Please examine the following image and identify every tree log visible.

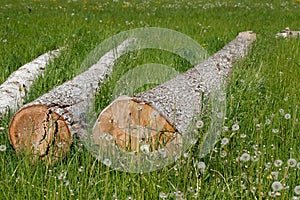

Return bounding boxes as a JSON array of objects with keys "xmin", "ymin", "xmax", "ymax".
[
  {"xmin": 8, "ymin": 39, "xmax": 134, "ymax": 163},
  {"xmin": 0, "ymin": 49, "xmax": 61, "ymax": 114},
  {"xmin": 92, "ymin": 31, "xmax": 256, "ymax": 161}
]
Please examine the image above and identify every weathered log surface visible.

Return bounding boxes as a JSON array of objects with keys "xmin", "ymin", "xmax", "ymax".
[
  {"xmin": 276, "ymin": 27, "xmax": 300, "ymax": 38},
  {"xmin": 8, "ymin": 39, "xmax": 134, "ymax": 163},
  {"xmin": 92, "ymin": 31, "xmax": 257, "ymax": 155},
  {"xmin": 0, "ymin": 49, "xmax": 61, "ymax": 114}
]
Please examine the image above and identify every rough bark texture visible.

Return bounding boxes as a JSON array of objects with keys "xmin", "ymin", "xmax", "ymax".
[
  {"xmin": 0, "ymin": 49, "xmax": 61, "ymax": 114},
  {"xmin": 9, "ymin": 39, "xmax": 133, "ymax": 163},
  {"xmin": 92, "ymin": 31, "xmax": 257, "ymax": 153}
]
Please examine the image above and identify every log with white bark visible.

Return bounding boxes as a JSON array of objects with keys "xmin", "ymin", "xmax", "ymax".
[
  {"xmin": 8, "ymin": 39, "xmax": 134, "ymax": 163},
  {"xmin": 92, "ymin": 31, "xmax": 256, "ymax": 161},
  {"xmin": 0, "ymin": 49, "xmax": 61, "ymax": 115}
]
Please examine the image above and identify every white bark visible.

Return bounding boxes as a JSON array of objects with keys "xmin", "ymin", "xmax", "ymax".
[
  {"xmin": 0, "ymin": 49, "xmax": 61, "ymax": 114},
  {"xmin": 8, "ymin": 38, "xmax": 134, "ymax": 162}
]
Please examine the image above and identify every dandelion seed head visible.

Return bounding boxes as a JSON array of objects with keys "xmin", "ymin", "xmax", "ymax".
[
  {"xmin": 274, "ymin": 159, "xmax": 283, "ymax": 167},
  {"xmin": 232, "ymin": 123, "xmax": 240, "ymax": 131},
  {"xmin": 279, "ymin": 108, "xmax": 285, "ymax": 115},
  {"xmin": 284, "ymin": 113, "xmax": 291, "ymax": 119},
  {"xmin": 159, "ymin": 192, "xmax": 168, "ymax": 199},
  {"xmin": 221, "ymin": 137, "xmax": 229, "ymax": 146},
  {"xmin": 270, "ymin": 171, "xmax": 279, "ymax": 180},
  {"xmin": 196, "ymin": 120, "xmax": 204, "ymax": 129},
  {"xmin": 140, "ymin": 144, "xmax": 150, "ymax": 153},
  {"xmin": 220, "ymin": 150, "xmax": 227, "ymax": 158},
  {"xmin": 272, "ymin": 129, "xmax": 279, "ymax": 134},
  {"xmin": 103, "ymin": 158, "xmax": 112, "ymax": 167},
  {"xmin": 240, "ymin": 153, "xmax": 250, "ymax": 162},
  {"xmin": 197, "ymin": 161, "xmax": 206, "ymax": 173},
  {"xmin": 287, "ymin": 158, "xmax": 297, "ymax": 167},
  {"xmin": 0, "ymin": 145, "xmax": 7, "ymax": 152},
  {"xmin": 294, "ymin": 186, "xmax": 300, "ymax": 195},
  {"xmin": 271, "ymin": 181, "xmax": 283, "ymax": 191}
]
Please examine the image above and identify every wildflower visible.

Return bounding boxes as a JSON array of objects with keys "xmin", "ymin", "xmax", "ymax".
[
  {"xmin": 103, "ymin": 158, "xmax": 112, "ymax": 167},
  {"xmin": 284, "ymin": 113, "xmax": 291, "ymax": 119},
  {"xmin": 240, "ymin": 133, "xmax": 247, "ymax": 138},
  {"xmin": 294, "ymin": 186, "xmax": 300, "ymax": 195},
  {"xmin": 105, "ymin": 134, "xmax": 113, "ymax": 141},
  {"xmin": 2, "ymin": 39, "xmax": 7, "ymax": 43},
  {"xmin": 140, "ymin": 144, "xmax": 150, "ymax": 153},
  {"xmin": 223, "ymin": 126, "xmax": 229, "ymax": 132},
  {"xmin": 64, "ymin": 180, "xmax": 70, "ymax": 186},
  {"xmin": 159, "ymin": 192, "xmax": 168, "ymax": 199},
  {"xmin": 272, "ymin": 129, "xmax": 279, "ymax": 134},
  {"xmin": 0, "ymin": 145, "xmax": 7, "ymax": 152},
  {"xmin": 232, "ymin": 123, "xmax": 240, "ymax": 131},
  {"xmin": 240, "ymin": 153, "xmax": 250, "ymax": 162},
  {"xmin": 251, "ymin": 156, "xmax": 259, "ymax": 162},
  {"xmin": 271, "ymin": 181, "xmax": 283, "ymax": 191},
  {"xmin": 292, "ymin": 196, "xmax": 299, "ymax": 200},
  {"xmin": 197, "ymin": 161, "xmax": 206, "ymax": 173},
  {"xmin": 78, "ymin": 166, "xmax": 84, "ymax": 172},
  {"xmin": 196, "ymin": 120, "xmax": 204, "ymax": 129},
  {"xmin": 0, "ymin": 127, "xmax": 5, "ymax": 131},
  {"xmin": 279, "ymin": 109, "xmax": 285, "ymax": 115},
  {"xmin": 274, "ymin": 159, "xmax": 283, "ymax": 167},
  {"xmin": 265, "ymin": 119, "xmax": 271, "ymax": 125},
  {"xmin": 220, "ymin": 150, "xmax": 227, "ymax": 158},
  {"xmin": 221, "ymin": 137, "xmax": 229, "ymax": 146},
  {"xmin": 287, "ymin": 158, "xmax": 297, "ymax": 167},
  {"xmin": 270, "ymin": 171, "xmax": 279, "ymax": 180}
]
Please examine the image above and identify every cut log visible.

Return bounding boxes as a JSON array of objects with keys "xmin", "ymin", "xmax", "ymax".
[
  {"xmin": 92, "ymin": 31, "xmax": 256, "ymax": 169},
  {"xmin": 8, "ymin": 39, "xmax": 134, "ymax": 163},
  {"xmin": 0, "ymin": 49, "xmax": 61, "ymax": 114},
  {"xmin": 275, "ymin": 27, "xmax": 300, "ymax": 38}
]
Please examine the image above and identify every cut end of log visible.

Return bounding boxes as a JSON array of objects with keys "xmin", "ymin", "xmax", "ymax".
[
  {"xmin": 9, "ymin": 105, "xmax": 72, "ymax": 163},
  {"xmin": 92, "ymin": 96, "xmax": 180, "ymax": 153}
]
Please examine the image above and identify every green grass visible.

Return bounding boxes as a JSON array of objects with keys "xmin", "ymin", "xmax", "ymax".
[{"xmin": 0, "ymin": 0, "xmax": 300, "ymax": 199}]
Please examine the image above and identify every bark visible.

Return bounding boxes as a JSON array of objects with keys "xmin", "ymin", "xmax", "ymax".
[
  {"xmin": 92, "ymin": 31, "xmax": 257, "ymax": 156},
  {"xmin": 0, "ymin": 49, "xmax": 61, "ymax": 114},
  {"xmin": 8, "ymin": 39, "xmax": 134, "ymax": 163}
]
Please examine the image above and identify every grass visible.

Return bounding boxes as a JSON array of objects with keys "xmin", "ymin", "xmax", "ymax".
[{"xmin": 0, "ymin": 0, "xmax": 300, "ymax": 199}]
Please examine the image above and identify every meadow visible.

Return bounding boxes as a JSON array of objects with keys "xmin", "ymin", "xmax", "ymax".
[{"xmin": 0, "ymin": 0, "xmax": 300, "ymax": 199}]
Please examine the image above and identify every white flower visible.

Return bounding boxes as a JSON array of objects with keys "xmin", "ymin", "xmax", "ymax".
[
  {"xmin": 287, "ymin": 158, "xmax": 297, "ymax": 167},
  {"xmin": 140, "ymin": 144, "xmax": 150, "ymax": 153},
  {"xmin": 232, "ymin": 123, "xmax": 240, "ymax": 131},
  {"xmin": 103, "ymin": 158, "xmax": 112, "ymax": 167},
  {"xmin": 221, "ymin": 137, "xmax": 229, "ymax": 146},
  {"xmin": 159, "ymin": 192, "xmax": 168, "ymax": 199},
  {"xmin": 196, "ymin": 120, "xmax": 204, "ymax": 129},
  {"xmin": 284, "ymin": 113, "xmax": 291, "ymax": 119},
  {"xmin": 294, "ymin": 186, "xmax": 300, "ymax": 195},
  {"xmin": 197, "ymin": 161, "xmax": 206, "ymax": 173},
  {"xmin": 270, "ymin": 171, "xmax": 279, "ymax": 180},
  {"xmin": 240, "ymin": 153, "xmax": 250, "ymax": 162},
  {"xmin": 274, "ymin": 159, "xmax": 283, "ymax": 167},
  {"xmin": 265, "ymin": 119, "xmax": 271, "ymax": 125},
  {"xmin": 0, "ymin": 127, "xmax": 5, "ymax": 131},
  {"xmin": 0, "ymin": 145, "xmax": 7, "ymax": 152},
  {"xmin": 271, "ymin": 181, "xmax": 283, "ymax": 191},
  {"xmin": 220, "ymin": 150, "xmax": 227, "ymax": 158},
  {"xmin": 272, "ymin": 129, "xmax": 279, "ymax": 134}
]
